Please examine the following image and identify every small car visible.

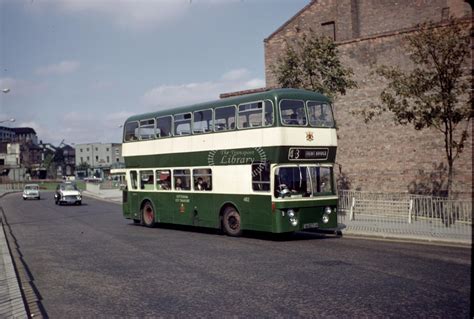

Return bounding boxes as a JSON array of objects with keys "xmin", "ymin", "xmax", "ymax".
[
  {"xmin": 54, "ymin": 182, "xmax": 82, "ymax": 205},
  {"xmin": 23, "ymin": 184, "xmax": 40, "ymax": 200}
]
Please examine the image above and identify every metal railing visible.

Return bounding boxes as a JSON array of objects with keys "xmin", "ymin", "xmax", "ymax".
[
  {"xmin": 338, "ymin": 190, "xmax": 472, "ymax": 244},
  {"xmin": 0, "ymin": 183, "xmax": 24, "ymax": 192}
]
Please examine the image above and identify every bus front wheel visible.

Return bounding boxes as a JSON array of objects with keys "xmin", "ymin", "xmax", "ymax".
[
  {"xmin": 222, "ymin": 206, "xmax": 242, "ymax": 237},
  {"xmin": 142, "ymin": 201, "xmax": 155, "ymax": 228}
]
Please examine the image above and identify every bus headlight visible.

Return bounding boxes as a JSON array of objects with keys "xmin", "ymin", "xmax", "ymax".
[
  {"xmin": 322, "ymin": 214, "xmax": 330, "ymax": 224},
  {"xmin": 289, "ymin": 218, "xmax": 298, "ymax": 227},
  {"xmin": 324, "ymin": 206, "xmax": 332, "ymax": 215},
  {"xmin": 287, "ymin": 209, "xmax": 295, "ymax": 218}
]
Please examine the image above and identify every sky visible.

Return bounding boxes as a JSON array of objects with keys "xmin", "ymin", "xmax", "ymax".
[{"xmin": 0, "ymin": 0, "xmax": 308, "ymax": 145}]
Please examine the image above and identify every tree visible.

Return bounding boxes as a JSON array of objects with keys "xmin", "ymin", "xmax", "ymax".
[
  {"xmin": 271, "ymin": 30, "xmax": 357, "ymax": 100},
  {"xmin": 360, "ymin": 19, "xmax": 472, "ymax": 197}
]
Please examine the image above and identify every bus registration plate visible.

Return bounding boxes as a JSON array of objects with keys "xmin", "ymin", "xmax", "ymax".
[{"xmin": 303, "ymin": 223, "xmax": 319, "ymax": 229}]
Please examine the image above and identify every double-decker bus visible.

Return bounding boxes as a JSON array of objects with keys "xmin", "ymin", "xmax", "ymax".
[{"xmin": 116, "ymin": 88, "xmax": 340, "ymax": 236}]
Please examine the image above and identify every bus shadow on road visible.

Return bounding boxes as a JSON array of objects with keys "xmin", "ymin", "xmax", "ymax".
[{"xmin": 129, "ymin": 222, "xmax": 341, "ymax": 242}]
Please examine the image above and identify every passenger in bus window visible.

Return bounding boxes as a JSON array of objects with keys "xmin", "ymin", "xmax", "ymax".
[
  {"xmin": 265, "ymin": 113, "xmax": 273, "ymax": 126},
  {"xmin": 175, "ymin": 177, "xmax": 183, "ymax": 190},
  {"xmin": 195, "ymin": 177, "xmax": 208, "ymax": 191},
  {"xmin": 162, "ymin": 176, "xmax": 171, "ymax": 190},
  {"xmin": 288, "ymin": 113, "xmax": 298, "ymax": 125}
]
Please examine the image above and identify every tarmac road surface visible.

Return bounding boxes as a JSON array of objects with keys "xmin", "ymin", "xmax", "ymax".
[{"xmin": 1, "ymin": 192, "xmax": 471, "ymax": 318}]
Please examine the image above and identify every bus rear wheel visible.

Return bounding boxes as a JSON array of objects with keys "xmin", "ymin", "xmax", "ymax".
[
  {"xmin": 142, "ymin": 201, "xmax": 155, "ymax": 228},
  {"xmin": 222, "ymin": 206, "xmax": 242, "ymax": 237}
]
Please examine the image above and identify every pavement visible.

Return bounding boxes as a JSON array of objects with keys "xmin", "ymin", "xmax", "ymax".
[{"xmin": 0, "ymin": 191, "xmax": 28, "ymax": 319}]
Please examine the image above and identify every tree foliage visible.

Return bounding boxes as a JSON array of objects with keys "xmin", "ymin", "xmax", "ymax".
[
  {"xmin": 271, "ymin": 31, "xmax": 357, "ymax": 100},
  {"xmin": 361, "ymin": 19, "xmax": 472, "ymax": 196}
]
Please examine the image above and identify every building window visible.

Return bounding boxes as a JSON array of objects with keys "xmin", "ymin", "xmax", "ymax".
[
  {"xmin": 441, "ymin": 7, "xmax": 449, "ymax": 21},
  {"xmin": 106, "ymin": 148, "xmax": 109, "ymax": 152},
  {"xmin": 80, "ymin": 149, "xmax": 83, "ymax": 152},
  {"xmin": 107, "ymin": 156, "xmax": 110, "ymax": 163},
  {"xmin": 95, "ymin": 156, "xmax": 98, "ymax": 161},
  {"xmin": 87, "ymin": 156, "xmax": 90, "ymax": 161},
  {"xmin": 95, "ymin": 147, "xmax": 98, "ymax": 151},
  {"xmin": 321, "ymin": 21, "xmax": 335, "ymax": 41},
  {"xmin": 116, "ymin": 158, "xmax": 119, "ymax": 162},
  {"xmin": 80, "ymin": 157, "xmax": 83, "ymax": 163},
  {"xmin": 86, "ymin": 148, "xmax": 89, "ymax": 152}
]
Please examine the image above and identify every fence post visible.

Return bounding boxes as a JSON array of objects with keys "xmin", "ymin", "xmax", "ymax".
[
  {"xmin": 350, "ymin": 197, "xmax": 356, "ymax": 221},
  {"xmin": 408, "ymin": 199, "xmax": 413, "ymax": 224}
]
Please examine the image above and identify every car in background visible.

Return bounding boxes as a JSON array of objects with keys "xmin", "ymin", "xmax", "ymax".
[
  {"xmin": 22, "ymin": 184, "xmax": 40, "ymax": 200},
  {"xmin": 54, "ymin": 182, "xmax": 82, "ymax": 205}
]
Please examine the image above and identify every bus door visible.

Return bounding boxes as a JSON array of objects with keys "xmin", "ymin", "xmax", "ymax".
[
  {"xmin": 110, "ymin": 168, "xmax": 129, "ymax": 216},
  {"xmin": 128, "ymin": 170, "xmax": 141, "ymax": 220}
]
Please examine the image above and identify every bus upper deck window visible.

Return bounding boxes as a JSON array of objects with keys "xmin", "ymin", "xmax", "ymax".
[
  {"xmin": 264, "ymin": 100, "xmax": 274, "ymax": 126},
  {"xmin": 214, "ymin": 106, "xmax": 236, "ymax": 131},
  {"xmin": 238, "ymin": 102, "xmax": 263, "ymax": 129},
  {"xmin": 307, "ymin": 101, "xmax": 335, "ymax": 128},
  {"xmin": 139, "ymin": 119, "xmax": 155, "ymax": 140},
  {"xmin": 174, "ymin": 113, "xmax": 192, "ymax": 136},
  {"xmin": 193, "ymin": 109, "xmax": 213, "ymax": 134},
  {"xmin": 124, "ymin": 122, "xmax": 139, "ymax": 142},
  {"xmin": 156, "ymin": 116, "xmax": 172, "ymax": 138},
  {"xmin": 280, "ymin": 100, "xmax": 307, "ymax": 126}
]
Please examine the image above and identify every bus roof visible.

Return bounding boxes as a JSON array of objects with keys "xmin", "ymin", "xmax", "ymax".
[{"xmin": 125, "ymin": 88, "xmax": 330, "ymax": 123}]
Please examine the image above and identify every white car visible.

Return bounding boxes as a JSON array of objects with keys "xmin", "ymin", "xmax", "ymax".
[
  {"xmin": 23, "ymin": 184, "xmax": 40, "ymax": 200},
  {"xmin": 54, "ymin": 182, "xmax": 82, "ymax": 205}
]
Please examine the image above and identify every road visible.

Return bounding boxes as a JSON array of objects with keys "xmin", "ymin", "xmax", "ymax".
[{"xmin": 0, "ymin": 192, "xmax": 471, "ymax": 318}]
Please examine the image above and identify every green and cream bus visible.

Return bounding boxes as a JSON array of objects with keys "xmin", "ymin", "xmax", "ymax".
[{"xmin": 117, "ymin": 88, "xmax": 340, "ymax": 236}]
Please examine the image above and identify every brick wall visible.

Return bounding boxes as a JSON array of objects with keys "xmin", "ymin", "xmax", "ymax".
[{"xmin": 264, "ymin": 0, "xmax": 473, "ymax": 198}]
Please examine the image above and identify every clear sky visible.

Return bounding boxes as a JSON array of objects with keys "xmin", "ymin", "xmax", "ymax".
[{"xmin": 0, "ymin": 0, "xmax": 308, "ymax": 145}]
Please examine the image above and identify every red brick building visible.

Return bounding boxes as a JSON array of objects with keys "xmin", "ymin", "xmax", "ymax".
[{"xmin": 264, "ymin": 0, "xmax": 472, "ymax": 198}]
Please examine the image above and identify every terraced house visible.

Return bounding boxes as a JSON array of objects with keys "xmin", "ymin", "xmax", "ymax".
[{"xmin": 264, "ymin": 0, "xmax": 472, "ymax": 198}]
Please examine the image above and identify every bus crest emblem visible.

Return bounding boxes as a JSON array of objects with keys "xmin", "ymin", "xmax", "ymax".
[{"xmin": 306, "ymin": 132, "xmax": 314, "ymax": 142}]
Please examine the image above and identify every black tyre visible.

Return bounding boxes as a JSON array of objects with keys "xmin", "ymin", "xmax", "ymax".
[
  {"xmin": 222, "ymin": 206, "xmax": 242, "ymax": 237},
  {"xmin": 132, "ymin": 219, "xmax": 141, "ymax": 224},
  {"xmin": 77, "ymin": 201, "xmax": 82, "ymax": 205},
  {"xmin": 142, "ymin": 201, "xmax": 155, "ymax": 228}
]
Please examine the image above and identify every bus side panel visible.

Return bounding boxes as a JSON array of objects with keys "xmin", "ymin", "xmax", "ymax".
[
  {"xmin": 246, "ymin": 195, "xmax": 273, "ymax": 232},
  {"xmin": 163, "ymin": 192, "xmax": 218, "ymax": 228},
  {"xmin": 151, "ymin": 192, "xmax": 173, "ymax": 223},
  {"xmin": 212, "ymin": 194, "xmax": 273, "ymax": 233},
  {"xmin": 128, "ymin": 191, "xmax": 140, "ymax": 221},
  {"xmin": 122, "ymin": 190, "xmax": 132, "ymax": 219}
]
